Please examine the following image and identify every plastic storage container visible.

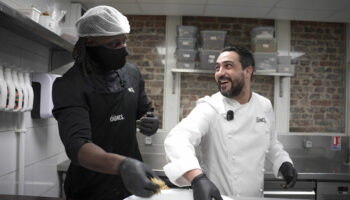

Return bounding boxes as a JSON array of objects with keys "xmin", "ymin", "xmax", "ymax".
[
  {"xmin": 177, "ymin": 25, "xmax": 197, "ymax": 38},
  {"xmin": 253, "ymin": 53, "xmax": 278, "ymax": 72},
  {"xmin": 177, "ymin": 37, "xmax": 196, "ymax": 49},
  {"xmin": 277, "ymin": 64, "xmax": 295, "ymax": 74},
  {"xmin": 176, "ymin": 49, "xmax": 196, "ymax": 62},
  {"xmin": 198, "ymin": 49, "xmax": 221, "ymax": 70},
  {"xmin": 250, "ymin": 26, "xmax": 274, "ymax": 39},
  {"xmin": 39, "ymin": 15, "xmax": 56, "ymax": 32},
  {"xmin": 177, "ymin": 62, "xmax": 195, "ymax": 69},
  {"xmin": 18, "ymin": 7, "xmax": 41, "ymax": 23},
  {"xmin": 251, "ymin": 38, "xmax": 277, "ymax": 52},
  {"xmin": 200, "ymin": 31, "xmax": 226, "ymax": 50},
  {"xmin": 278, "ymin": 55, "xmax": 291, "ymax": 64}
]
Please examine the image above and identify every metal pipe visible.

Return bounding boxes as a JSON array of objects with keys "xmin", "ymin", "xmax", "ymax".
[{"xmin": 16, "ymin": 112, "xmax": 26, "ymax": 195}]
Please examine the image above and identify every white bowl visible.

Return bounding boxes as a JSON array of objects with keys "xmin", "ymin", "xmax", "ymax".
[{"xmin": 124, "ymin": 188, "xmax": 233, "ymax": 200}]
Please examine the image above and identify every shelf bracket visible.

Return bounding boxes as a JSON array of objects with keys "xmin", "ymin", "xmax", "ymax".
[
  {"xmin": 172, "ymin": 71, "xmax": 176, "ymax": 94},
  {"xmin": 279, "ymin": 76, "xmax": 284, "ymax": 97}
]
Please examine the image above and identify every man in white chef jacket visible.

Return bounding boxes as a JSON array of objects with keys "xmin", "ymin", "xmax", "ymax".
[{"xmin": 163, "ymin": 46, "xmax": 298, "ymax": 199}]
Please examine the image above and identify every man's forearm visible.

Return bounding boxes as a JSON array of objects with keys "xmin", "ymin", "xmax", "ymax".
[
  {"xmin": 77, "ymin": 142, "xmax": 126, "ymax": 175},
  {"xmin": 184, "ymin": 169, "xmax": 203, "ymax": 183}
]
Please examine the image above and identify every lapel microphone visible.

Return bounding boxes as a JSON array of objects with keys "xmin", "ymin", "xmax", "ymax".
[{"xmin": 226, "ymin": 110, "xmax": 234, "ymax": 121}]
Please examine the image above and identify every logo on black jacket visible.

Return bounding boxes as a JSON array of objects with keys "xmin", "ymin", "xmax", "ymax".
[
  {"xmin": 110, "ymin": 114, "xmax": 125, "ymax": 122},
  {"xmin": 128, "ymin": 87, "xmax": 135, "ymax": 93},
  {"xmin": 256, "ymin": 117, "xmax": 267, "ymax": 123}
]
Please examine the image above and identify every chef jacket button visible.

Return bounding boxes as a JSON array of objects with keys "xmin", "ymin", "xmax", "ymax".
[
  {"xmin": 261, "ymin": 168, "xmax": 265, "ymax": 172},
  {"xmin": 231, "ymin": 155, "xmax": 236, "ymax": 160},
  {"xmin": 265, "ymin": 150, "xmax": 269, "ymax": 153},
  {"xmin": 234, "ymin": 175, "xmax": 238, "ymax": 180},
  {"xmin": 260, "ymin": 189, "xmax": 263, "ymax": 192}
]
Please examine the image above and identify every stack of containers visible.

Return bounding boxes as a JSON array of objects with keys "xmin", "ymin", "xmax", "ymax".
[
  {"xmin": 250, "ymin": 27, "xmax": 277, "ymax": 72},
  {"xmin": 198, "ymin": 30, "xmax": 227, "ymax": 70},
  {"xmin": 176, "ymin": 25, "xmax": 198, "ymax": 69}
]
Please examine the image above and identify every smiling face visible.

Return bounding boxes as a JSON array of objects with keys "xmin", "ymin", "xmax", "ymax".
[{"xmin": 215, "ymin": 51, "xmax": 252, "ymax": 99}]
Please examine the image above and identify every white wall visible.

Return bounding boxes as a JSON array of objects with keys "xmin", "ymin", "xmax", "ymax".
[{"xmin": 0, "ymin": 0, "xmax": 71, "ymax": 197}]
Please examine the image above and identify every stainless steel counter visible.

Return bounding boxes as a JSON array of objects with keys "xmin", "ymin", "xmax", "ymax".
[
  {"xmin": 57, "ymin": 157, "xmax": 350, "ymax": 181},
  {"xmin": 264, "ymin": 157, "xmax": 350, "ymax": 181},
  {"xmin": 57, "ymin": 157, "xmax": 350, "ymax": 199}
]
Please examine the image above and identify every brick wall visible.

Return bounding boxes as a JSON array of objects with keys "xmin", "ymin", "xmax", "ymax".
[
  {"xmin": 125, "ymin": 16, "xmax": 346, "ymax": 133},
  {"xmin": 180, "ymin": 17, "xmax": 275, "ymax": 119},
  {"xmin": 290, "ymin": 21, "xmax": 346, "ymax": 133},
  {"xmin": 126, "ymin": 15, "xmax": 166, "ymax": 127}
]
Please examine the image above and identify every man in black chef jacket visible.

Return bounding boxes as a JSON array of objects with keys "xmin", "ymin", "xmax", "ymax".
[{"xmin": 52, "ymin": 5, "xmax": 160, "ymax": 200}]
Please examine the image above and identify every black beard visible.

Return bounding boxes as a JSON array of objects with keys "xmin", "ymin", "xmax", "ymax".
[{"xmin": 217, "ymin": 75, "xmax": 244, "ymax": 98}]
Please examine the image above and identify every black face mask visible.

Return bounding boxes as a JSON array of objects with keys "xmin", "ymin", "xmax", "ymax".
[{"xmin": 87, "ymin": 46, "xmax": 129, "ymax": 71}]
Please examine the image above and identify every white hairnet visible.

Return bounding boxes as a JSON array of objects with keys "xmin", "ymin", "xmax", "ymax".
[{"xmin": 76, "ymin": 5, "xmax": 130, "ymax": 37}]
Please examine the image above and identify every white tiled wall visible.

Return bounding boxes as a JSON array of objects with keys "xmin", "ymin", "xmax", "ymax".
[{"xmin": 0, "ymin": 0, "xmax": 71, "ymax": 197}]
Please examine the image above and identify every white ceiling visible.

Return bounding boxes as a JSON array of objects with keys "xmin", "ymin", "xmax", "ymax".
[{"xmin": 74, "ymin": 0, "xmax": 350, "ymax": 23}]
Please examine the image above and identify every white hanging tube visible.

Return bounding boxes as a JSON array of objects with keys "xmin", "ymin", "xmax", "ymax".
[
  {"xmin": 4, "ymin": 67, "xmax": 15, "ymax": 111},
  {"xmin": 0, "ymin": 65, "xmax": 7, "ymax": 110}
]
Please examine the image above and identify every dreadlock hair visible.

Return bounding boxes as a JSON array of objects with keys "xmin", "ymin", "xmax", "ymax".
[{"xmin": 72, "ymin": 37, "xmax": 92, "ymax": 76}]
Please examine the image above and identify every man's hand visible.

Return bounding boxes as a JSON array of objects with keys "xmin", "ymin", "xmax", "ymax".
[
  {"xmin": 119, "ymin": 157, "xmax": 160, "ymax": 197},
  {"xmin": 137, "ymin": 112, "xmax": 159, "ymax": 136},
  {"xmin": 279, "ymin": 162, "xmax": 298, "ymax": 188},
  {"xmin": 191, "ymin": 174, "xmax": 223, "ymax": 200}
]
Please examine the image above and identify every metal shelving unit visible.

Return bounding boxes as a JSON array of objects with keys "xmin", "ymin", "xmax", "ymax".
[
  {"xmin": 0, "ymin": 2, "xmax": 74, "ymax": 52},
  {"xmin": 170, "ymin": 65, "xmax": 294, "ymax": 94},
  {"xmin": 171, "ymin": 66, "xmax": 294, "ymax": 77}
]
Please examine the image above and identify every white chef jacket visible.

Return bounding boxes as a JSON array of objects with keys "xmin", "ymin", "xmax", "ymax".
[{"xmin": 163, "ymin": 92, "xmax": 293, "ymax": 198}]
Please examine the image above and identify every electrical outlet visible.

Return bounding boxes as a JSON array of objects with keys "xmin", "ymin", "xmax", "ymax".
[
  {"xmin": 303, "ymin": 139, "xmax": 312, "ymax": 148},
  {"xmin": 145, "ymin": 136, "xmax": 152, "ymax": 145}
]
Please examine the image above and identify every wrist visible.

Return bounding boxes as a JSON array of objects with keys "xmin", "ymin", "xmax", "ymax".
[
  {"xmin": 191, "ymin": 173, "xmax": 207, "ymax": 185},
  {"xmin": 184, "ymin": 169, "xmax": 203, "ymax": 183},
  {"xmin": 116, "ymin": 156, "xmax": 128, "ymax": 175}
]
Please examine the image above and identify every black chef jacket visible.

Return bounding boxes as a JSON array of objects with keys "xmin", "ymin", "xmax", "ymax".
[{"xmin": 52, "ymin": 62, "xmax": 152, "ymax": 200}]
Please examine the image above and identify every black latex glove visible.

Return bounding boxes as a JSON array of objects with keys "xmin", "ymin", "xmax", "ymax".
[
  {"xmin": 191, "ymin": 174, "xmax": 223, "ymax": 200},
  {"xmin": 279, "ymin": 162, "xmax": 298, "ymax": 189},
  {"xmin": 137, "ymin": 112, "xmax": 159, "ymax": 136},
  {"xmin": 119, "ymin": 157, "xmax": 160, "ymax": 197}
]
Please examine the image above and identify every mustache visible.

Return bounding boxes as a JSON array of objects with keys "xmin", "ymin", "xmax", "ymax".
[{"xmin": 218, "ymin": 76, "xmax": 232, "ymax": 82}]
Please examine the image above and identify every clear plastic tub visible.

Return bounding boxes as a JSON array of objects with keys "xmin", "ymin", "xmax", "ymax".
[
  {"xmin": 250, "ymin": 26, "xmax": 274, "ymax": 39},
  {"xmin": 277, "ymin": 64, "xmax": 295, "ymax": 74},
  {"xmin": 177, "ymin": 25, "xmax": 197, "ymax": 38},
  {"xmin": 177, "ymin": 61, "xmax": 195, "ymax": 69},
  {"xmin": 278, "ymin": 55, "xmax": 291, "ymax": 64},
  {"xmin": 200, "ymin": 30, "xmax": 226, "ymax": 50},
  {"xmin": 198, "ymin": 49, "xmax": 221, "ymax": 70},
  {"xmin": 176, "ymin": 49, "xmax": 197, "ymax": 62},
  {"xmin": 177, "ymin": 37, "xmax": 196, "ymax": 49},
  {"xmin": 253, "ymin": 52, "xmax": 277, "ymax": 72},
  {"xmin": 251, "ymin": 38, "xmax": 277, "ymax": 52},
  {"xmin": 18, "ymin": 7, "xmax": 41, "ymax": 23}
]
